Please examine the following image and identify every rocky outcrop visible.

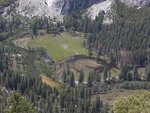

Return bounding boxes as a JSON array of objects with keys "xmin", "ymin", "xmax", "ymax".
[
  {"xmin": 16, "ymin": 0, "xmax": 64, "ymax": 20},
  {"xmin": 14, "ymin": 0, "xmax": 150, "ymax": 20},
  {"xmin": 87, "ymin": 0, "xmax": 112, "ymax": 21},
  {"xmin": 61, "ymin": 0, "xmax": 105, "ymax": 14},
  {"xmin": 16, "ymin": 0, "xmax": 105, "ymax": 18},
  {"xmin": 121, "ymin": 0, "xmax": 150, "ymax": 7}
]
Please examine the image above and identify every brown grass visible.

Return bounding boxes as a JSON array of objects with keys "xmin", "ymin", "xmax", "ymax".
[
  {"xmin": 93, "ymin": 89, "xmax": 146, "ymax": 106},
  {"xmin": 41, "ymin": 75, "xmax": 63, "ymax": 89}
]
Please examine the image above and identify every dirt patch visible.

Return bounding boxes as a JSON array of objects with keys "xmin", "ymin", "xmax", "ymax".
[
  {"xmin": 93, "ymin": 89, "xmax": 146, "ymax": 106},
  {"xmin": 14, "ymin": 37, "xmax": 31, "ymax": 48},
  {"xmin": 41, "ymin": 75, "xmax": 63, "ymax": 89},
  {"xmin": 72, "ymin": 59, "xmax": 102, "ymax": 71},
  {"xmin": 56, "ymin": 55, "xmax": 121, "ymax": 81},
  {"xmin": 58, "ymin": 55, "xmax": 119, "ymax": 71},
  {"xmin": 62, "ymin": 45, "xmax": 69, "ymax": 49}
]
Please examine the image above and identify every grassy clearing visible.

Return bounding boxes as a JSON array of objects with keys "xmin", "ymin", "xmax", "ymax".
[
  {"xmin": 28, "ymin": 33, "xmax": 87, "ymax": 61},
  {"xmin": 41, "ymin": 75, "xmax": 63, "ymax": 89},
  {"xmin": 57, "ymin": 59, "xmax": 104, "ymax": 81},
  {"xmin": 14, "ymin": 37, "xmax": 31, "ymax": 48},
  {"xmin": 93, "ymin": 89, "xmax": 146, "ymax": 106},
  {"xmin": 72, "ymin": 59, "xmax": 103, "ymax": 80},
  {"xmin": 58, "ymin": 58, "xmax": 121, "ymax": 82},
  {"xmin": 73, "ymin": 59, "xmax": 102, "ymax": 69}
]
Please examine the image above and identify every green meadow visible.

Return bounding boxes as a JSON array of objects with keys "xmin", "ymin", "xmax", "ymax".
[{"xmin": 28, "ymin": 33, "xmax": 87, "ymax": 61}]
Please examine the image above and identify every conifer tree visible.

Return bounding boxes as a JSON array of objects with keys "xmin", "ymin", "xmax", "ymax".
[
  {"xmin": 133, "ymin": 65, "xmax": 141, "ymax": 81},
  {"xmin": 32, "ymin": 22, "xmax": 37, "ymax": 36},
  {"xmin": 62, "ymin": 68, "xmax": 67, "ymax": 83},
  {"xmin": 5, "ymin": 92, "xmax": 36, "ymax": 113},
  {"xmin": 119, "ymin": 63, "xmax": 128, "ymax": 81},
  {"xmin": 78, "ymin": 70, "xmax": 84, "ymax": 84},
  {"xmin": 95, "ymin": 96, "xmax": 101, "ymax": 113},
  {"xmin": 87, "ymin": 72, "xmax": 93, "ymax": 87},
  {"xmin": 103, "ymin": 65, "xmax": 108, "ymax": 82},
  {"xmin": 146, "ymin": 64, "xmax": 150, "ymax": 81},
  {"xmin": 70, "ymin": 72, "xmax": 75, "ymax": 87}
]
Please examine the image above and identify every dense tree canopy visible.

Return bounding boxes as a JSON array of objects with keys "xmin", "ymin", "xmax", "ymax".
[
  {"xmin": 0, "ymin": 0, "xmax": 150, "ymax": 113},
  {"xmin": 113, "ymin": 91, "xmax": 150, "ymax": 113},
  {"xmin": 5, "ymin": 92, "xmax": 36, "ymax": 113}
]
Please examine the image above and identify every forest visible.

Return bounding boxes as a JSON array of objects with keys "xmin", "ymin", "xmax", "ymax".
[{"xmin": 0, "ymin": 0, "xmax": 150, "ymax": 113}]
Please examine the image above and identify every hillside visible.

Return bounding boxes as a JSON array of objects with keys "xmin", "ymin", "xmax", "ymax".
[
  {"xmin": 0, "ymin": 0, "xmax": 150, "ymax": 113},
  {"xmin": 1, "ymin": 0, "xmax": 150, "ymax": 21}
]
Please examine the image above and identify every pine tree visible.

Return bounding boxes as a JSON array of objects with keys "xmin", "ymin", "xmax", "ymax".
[
  {"xmin": 95, "ymin": 96, "xmax": 101, "ymax": 113},
  {"xmin": 78, "ymin": 70, "xmax": 84, "ymax": 84},
  {"xmin": 146, "ymin": 64, "xmax": 150, "ymax": 81},
  {"xmin": 46, "ymin": 21, "xmax": 50, "ymax": 34},
  {"xmin": 70, "ymin": 72, "xmax": 75, "ymax": 87},
  {"xmin": 96, "ymin": 72, "xmax": 100, "ymax": 82},
  {"xmin": 119, "ymin": 63, "xmax": 128, "ymax": 81},
  {"xmin": 96, "ymin": 48, "xmax": 101, "ymax": 62},
  {"xmin": 127, "ymin": 72, "xmax": 133, "ymax": 81},
  {"xmin": 5, "ymin": 92, "xmax": 36, "ymax": 113},
  {"xmin": 32, "ymin": 22, "xmax": 37, "ymax": 36},
  {"xmin": 103, "ymin": 65, "xmax": 108, "ymax": 82},
  {"xmin": 133, "ymin": 65, "xmax": 141, "ymax": 81},
  {"xmin": 62, "ymin": 68, "xmax": 67, "ymax": 83},
  {"xmin": 87, "ymin": 72, "xmax": 93, "ymax": 87},
  {"xmin": 88, "ymin": 49, "xmax": 93, "ymax": 57},
  {"xmin": 66, "ymin": 64, "xmax": 70, "ymax": 75}
]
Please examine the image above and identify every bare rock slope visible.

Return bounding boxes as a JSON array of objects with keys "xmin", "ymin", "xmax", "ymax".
[
  {"xmin": 16, "ymin": 0, "xmax": 150, "ymax": 20},
  {"xmin": 121, "ymin": 0, "xmax": 150, "ymax": 7},
  {"xmin": 16, "ymin": 0, "xmax": 64, "ymax": 20}
]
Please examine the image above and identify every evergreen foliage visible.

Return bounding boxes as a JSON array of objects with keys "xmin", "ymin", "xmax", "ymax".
[
  {"xmin": 5, "ymin": 92, "xmax": 36, "ymax": 113},
  {"xmin": 113, "ymin": 91, "xmax": 150, "ymax": 113}
]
